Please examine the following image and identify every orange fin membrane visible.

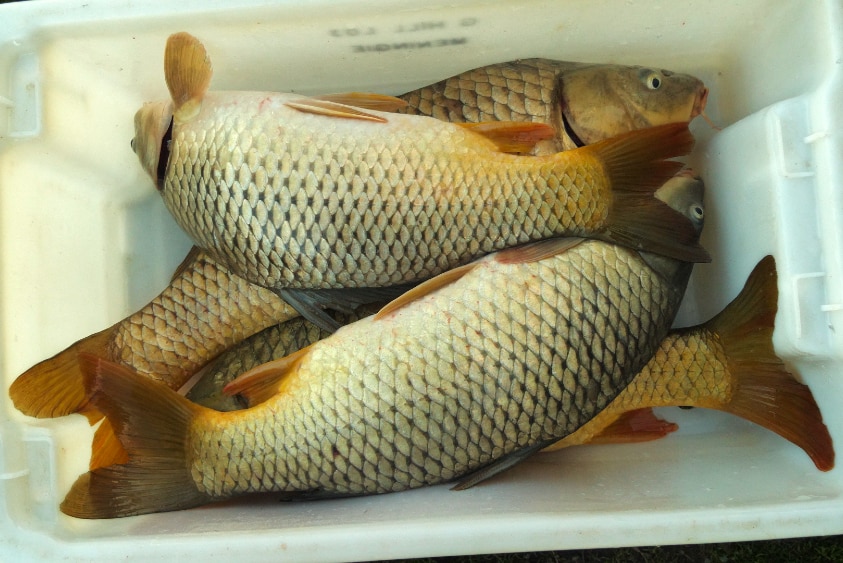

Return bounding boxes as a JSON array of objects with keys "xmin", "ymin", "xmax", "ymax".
[
  {"xmin": 458, "ymin": 121, "xmax": 556, "ymax": 154},
  {"xmin": 89, "ymin": 418, "xmax": 129, "ymax": 470},
  {"xmin": 708, "ymin": 255, "xmax": 834, "ymax": 471},
  {"xmin": 585, "ymin": 408, "xmax": 678, "ymax": 445},
  {"xmin": 582, "ymin": 122, "xmax": 711, "ymax": 264},
  {"xmin": 60, "ymin": 354, "xmax": 210, "ymax": 519},
  {"xmin": 9, "ymin": 325, "xmax": 116, "ymax": 421},
  {"xmin": 223, "ymin": 344, "xmax": 312, "ymax": 407},
  {"xmin": 165, "ymin": 32, "xmax": 213, "ymax": 121}
]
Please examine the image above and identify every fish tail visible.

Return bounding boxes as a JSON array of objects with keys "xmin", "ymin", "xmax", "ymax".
[
  {"xmin": 89, "ymin": 418, "xmax": 129, "ymax": 470},
  {"xmin": 709, "ymin": 256, "xmax": 834, "ymax": 471},
  {"xmin": 583, "ymin": 122, "xmax": 710, "ymax": 263},
  {"xmin": 61, "ymin": 354, "xmax": 211, "ymax": 519},
  {"xmin": 9, "ymin": 325, "xmax": 117, "ymax": 421}
]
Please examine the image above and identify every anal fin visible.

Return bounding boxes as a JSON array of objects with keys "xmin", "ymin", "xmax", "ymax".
[{"xmin": 585, "ymin": 408, "xmax": 678, "ymax": 445}]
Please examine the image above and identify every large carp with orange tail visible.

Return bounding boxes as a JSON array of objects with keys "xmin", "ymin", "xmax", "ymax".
[{"xmin": 132, "ymin": 32, "xmax": 707, "ymax": 330}]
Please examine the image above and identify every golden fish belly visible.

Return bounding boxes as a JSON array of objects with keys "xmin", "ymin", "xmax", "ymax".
[
  {"xmin": 187, "ymin": 241, "xmax": 683, "ymax": 498},
  {"xmin": 162, "ymin": 92, "xmax": 609, "ymax": 291}
]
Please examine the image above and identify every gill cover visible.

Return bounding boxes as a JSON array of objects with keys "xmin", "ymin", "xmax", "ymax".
[{"xmin": 132, "ymin": 101, "xmax": 173, "ymax": 190}]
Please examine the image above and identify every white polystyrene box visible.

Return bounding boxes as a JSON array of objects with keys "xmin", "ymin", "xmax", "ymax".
[{"xmin": 1, "ymin": 0, "xmax": 841, "ymax": 560}]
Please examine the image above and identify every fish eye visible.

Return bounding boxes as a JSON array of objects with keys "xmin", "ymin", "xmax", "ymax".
[
  {"xmin": 130, "ymin": 138, "xmax": 136, "ymax": 153},
  {"xmin": 691, "ymin": 204, "xmax": 704, "ymax": 221},
  {"xmin": 647, "ymin": 73, "xmax": 662, "ymax": 90},
  {"xmin": 640, "ymin": 69, "xmax": 664, "ymax": 90}
]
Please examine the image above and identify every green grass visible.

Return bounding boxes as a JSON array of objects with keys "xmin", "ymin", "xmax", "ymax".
[{"xmin": 381, "ymin": 535, "xmax": 843, "ymax": 563}]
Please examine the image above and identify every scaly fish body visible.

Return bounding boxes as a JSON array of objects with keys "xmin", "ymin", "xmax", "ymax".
[
  {"xmin": 398, "ymin": 59, "xmax": 709, "ymax": 154},
  {"xmin": 63, "ymin": 227, "xmax": 697, "ymax": 517},
  {"xmin": 9, "ymin": 248, "xmax": 297, "ymax": 423},
  {"xmin": 186, "ymin": 256, "xmax": 835, "ymax": 473},
  {"xmin": 134, "ymin": 33, "xmax": 706, "ymax": 330},
  {"xmin": 547, "ymin": 255, "xmax": 834, "ymax": 472},
  {"xmin": 159, "ymin": 89, "xmax": 693, "ymax": 291}
]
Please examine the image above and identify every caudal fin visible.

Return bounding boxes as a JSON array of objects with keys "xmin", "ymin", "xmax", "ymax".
[
  {"xmin": 709, "ymin": 255, "xmax": 834, "ymax": 471},
  {"xmin": 60, "ymin": 354, "xmax": 211, "ymax": 519},
  {"xmin": 583, "ymin": 122, "xmax": 711, "ymax": 263},
  {"xmin": 9, "ymin": 325, "xmax": 116, "ymax": 422}
]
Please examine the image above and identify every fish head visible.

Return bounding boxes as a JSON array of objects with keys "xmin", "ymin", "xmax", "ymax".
[
  {"xmin": 131, "ymin": 100, "xmax": 174, "ymax": 190},
  {"xmin": 558, "ymin": 65, "xmax": 708, "ymax": 145},
  {"xmin": 642, "ymin": 170, "xmax": 706, "ymax": 284},
  {"xmin": 654, "ymin": 168, "xmax": 705, "ymax": 237}
]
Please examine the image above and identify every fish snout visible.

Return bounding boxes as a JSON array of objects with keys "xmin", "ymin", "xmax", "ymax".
[{"xmin": 690, "ymin": 86, "xmax": 709, "ymax": 120}]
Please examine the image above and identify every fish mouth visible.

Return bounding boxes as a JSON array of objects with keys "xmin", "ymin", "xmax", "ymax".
[{"xmin": 690, "ymin": 86, "xmax": 709, "ymax": 120}]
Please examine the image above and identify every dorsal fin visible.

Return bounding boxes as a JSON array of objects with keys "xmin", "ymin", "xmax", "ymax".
[
  {"xmin": 312, "ymin": 92, "xmax": 409, "ymax": 113},
  {"xmin": 495, "ymin": 237, "xmax": 585, "ymax": 265},
  {"xmin": 374, "ymin": 263, "xmax": 477, "ymax": 320},
  {"xmin": 285, "ymin": 98, "xmax": 388, "ymax": 122},
  {"xmin": 165, "ymin": 32, "xmax": 213, "ymax": 122},
  {"xmin": 458, "ymin": 121, "xmax": 556, "ymax": 154},
  {"xmin": 223, "ymin": 344, "xmax": 313, "ymax": 405}
]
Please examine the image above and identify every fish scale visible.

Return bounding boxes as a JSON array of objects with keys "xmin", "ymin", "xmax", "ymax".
[
  {"xmin": 162, "ymin": 92, "xmax": 622, "ymax": 292},
  {"xmin": 105, "ymin": 251, "xmax": 296, "ymax": 387},
  {"xmin": 186, "ymin": 241, "xmax": 677, "ymax": 500}
]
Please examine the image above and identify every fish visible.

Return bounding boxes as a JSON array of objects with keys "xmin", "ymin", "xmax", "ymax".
[
  {"xmin": 398, "ymin": 58, "xmax": 710, "ymax": 154},
  {"xmin": 184, "ymin": 254, "xmax": 834, "ymax": 473},
  {"xmin": 543, "ymin": 255, "xmax": 835, "ymax": 472},
  {"xmin": 8, "ymin": 247, "xmax": 300, "ymax": 468},
  {"xmin": 133, "ymin": 32, "xmax": 708, "ymax": 331},
  {"xmin": 183, "ymin": 249, "xmax": 834, "ymax": 472},
  {"xmin": 58, "ymin": 165, "xmax": 705, "ymax": 518}
]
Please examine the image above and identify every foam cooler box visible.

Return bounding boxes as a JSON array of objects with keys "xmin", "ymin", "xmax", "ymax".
[{"xmin": 1, "ymin": 0, "xmax": 842, "ymax": 560}]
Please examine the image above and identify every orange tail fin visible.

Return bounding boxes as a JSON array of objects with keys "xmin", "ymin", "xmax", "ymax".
[
  {"xmin": 710, "ymin": 256, "xmax": 834, "ymax": 471},
  {"xmin": 89, "ymin": 418, "xmax": 129, "ymax": 470},
  {"xmin": 61, "ymin": 354, "xmax": 210, "ymax": 519},
  {"xmin": 8, "ymin": 325, "xmax": 116, "ymax": 422},
  {"xmin": 580, "ymin": 122, "xmax": 711, "ymax": 264}
]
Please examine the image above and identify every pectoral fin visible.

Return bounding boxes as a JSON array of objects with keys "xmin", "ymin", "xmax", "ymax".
[
  {"xmin": 165, "ymin": 32, "xmax": 213, "ymax": 122},
  {"xmin": 285, "ymin": 98, "xmax": 389, "ymax": 122},
  {"xmin": 312, "ymin": 92, "xmax": 408, "ymax": 112},
  {"xmin": 277, "ymin": 285, "xmax": 415, "ymax": 333},
  {"xmin": 223, "ymin": 345, "xmax": 313, "ymax": 405},
  {"xmin": 458, "ymin": 121, "xmax": 556, "ymax": 154},
  {"xmin": 451, "ymin": 439, "xmax": 558, "ymax": 491}
]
